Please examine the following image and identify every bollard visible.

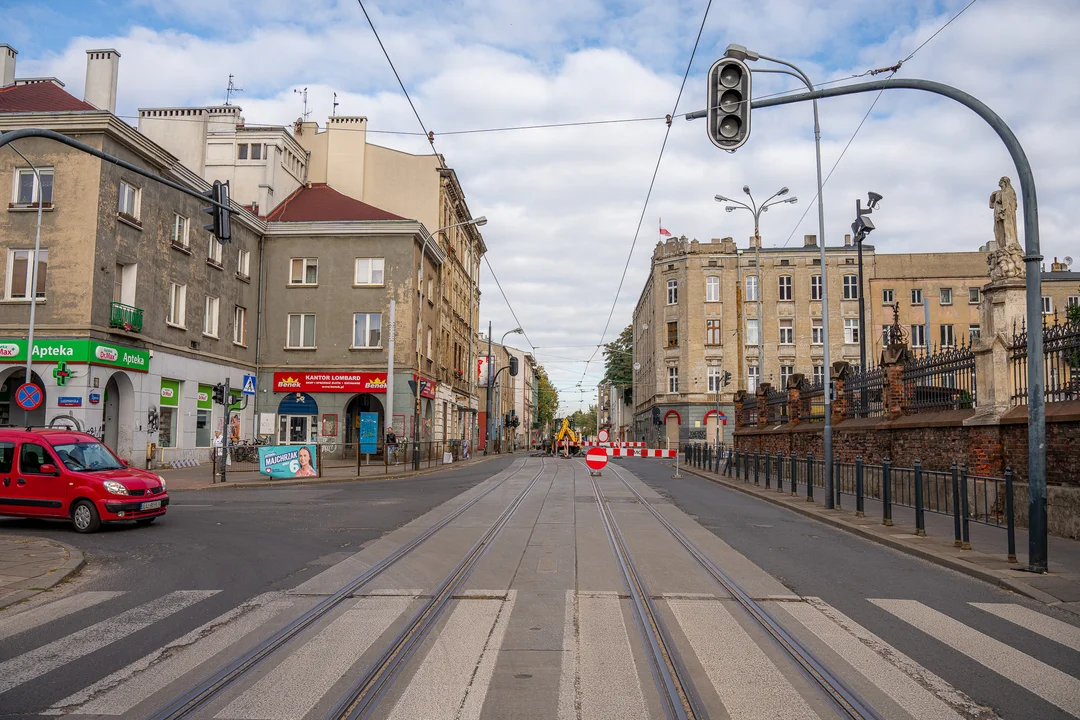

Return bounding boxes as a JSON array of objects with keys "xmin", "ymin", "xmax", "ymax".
[
  {"xmin": 764, "ymin": 450, "xmax": 771, "ymax": 489},
  {"xmin": 913, "ymin": 460, "xmax": 926, "ymax": 536},
  {"xmin": 882, "ymin": 457, "xmax": 893, "ymax": 526},
  {"xmin": 806, "ymin": 453, "xmax": 814, "ymax": 501},
  {"xmin": 835, "ymin": 457, "xmax": 842, "ymax": 509},
  {"xmin": 776, "ymin": 451, "xmax": 784, "ymax": 493},
  {"xmin": 960, "ymin": 464, "xmax": 971, "ymax": 550},
  {"xmin": 754, "ymin": 450, "xmax": 760, "ymax": 485},
  {"xmin": 1005, "ymin": 467, "xmax": 1017, "ymax": 563},
  {"xmin": 855, "ymin": 456, "xmax": 864, "ymax": 517},
  {"xmin": 951, "ymin": 461, "xmax": 962, "ymax": 548},
  {"xmin": 791, "ymin": 452, "xmax": 798, "ymax": 497}
]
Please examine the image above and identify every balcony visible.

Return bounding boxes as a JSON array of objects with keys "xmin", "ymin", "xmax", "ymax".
[{"xmin": 109, "ymin": 302, "xmax": 143, "ymax": 333}]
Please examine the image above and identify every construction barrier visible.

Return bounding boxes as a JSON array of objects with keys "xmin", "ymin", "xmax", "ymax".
[{"xmin": 601, "ymin": 447, "xmax": 676, "ymax": 458}]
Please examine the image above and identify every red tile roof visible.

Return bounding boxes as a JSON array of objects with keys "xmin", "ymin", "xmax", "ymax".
[
  {"xmin": 265, "ymin": 183, "xmax": 405, "ymax": 222},
  {"xmin": 0, "ymin": 82, "xmax": 97, "ymax": 113}
]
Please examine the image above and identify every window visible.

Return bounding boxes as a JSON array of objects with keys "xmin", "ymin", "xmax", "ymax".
[
  {"xmin": 667, "ymin": 279, "xmax": 678, "ymax": 304},
  {"xmin": 668, "ymin": 367, "xmax": 679, "ymax": 393},
  {"xmin": 940, "ymin": 323, "xmax": 955, "ymax": 347},
  {"xmin": 426, "ymin": 327, "xmax": 433, "ymax": 359},
  {"xmin": 746, "ymin": 319, "xmax": 759, "ymax": 346},
  {"xmin": 707, "ymin": 366, "xmax": 722, "ymax": 393},
  {"xmin": 842, "ymin": 274, "xmax": 859, "ymax": 300},
  {"xmin": 812, "ymin": 364, "xmax": 824, "ymax": 384},
  {"xmin": 118, "ymin": 181, "xmax": 139, "ymax": 218},
  {"xmin": 969, "ymin": 324, "xmax": 981, "ymax": 342},
  {"xmin": 237, "ymin": 249, "xmax": 250, "ymax": 278},
  {"xmin": 13, "ymin": 168, "xmax": 53, "ymax": 205},
  {"xmin": 911, "ymin": 324, "xmax": 926, "ymax": 347},
  {"xmin": 353, "ymin": 313, "xmax": 382, "ymax": 348},
  {"xmin": 5, "ymin": 249, "xmax": 47, "ymax": 299},
  {"xmin": 745, "ymin": 275, "xmax": 758, "ymax": 302},
  {"xmin": 748, "ymin": 365, "xmax": 759, "ymax": 392},
  {"xmin": 1069, "ymin": 297, "xmax": 1080, "ymax": 310},
  {"xmin": 780, "ymin": 365, "xmax": 794, "ymax": 388},
  {"xmin": 250, "ymin": 144, "xmax": 262, "ymax": 161},
  {"xmin": 1042, "ymin": 296, "xmax": 1052, "ymax": 315},
  {"xmin": 706, "ymin": 319, "xmax": 721, "ymax": 345},
  {"xmin": 233, "ymin": 306, "xmax": 247, "ymax": 346},
  {"xmin": 882, "ymin": 288, "xmax": 894, "ymax": 305},
  {"xmin": 287, "ymin": 314, "xmax": 316, "ymax": 348},
  {"xmin": 19, "ymin": 443, "xmax": 53, "ymax": 475},
  {"xmin": 207, "ymin": 236, "xmax": 223, "ymax": 266},
  {"xmin": 812, "ymin": 318, "xmax": 823, "ymax": 345},
  {"xmin": 171, "ymin": 214, "xmax": 189, "ymax": 248},
  {"xmin": 969, "ymin": 287, "xmax": 981, "ymax": 304},
  {"xmin": 844, "ymin": 318, "xmax": 860, "ymax": 344},
  {"xmin": 355, "ymin": 258, "xmax": 385, "ymax": 285},
  {"xmin": 203, "ymin": 296, "xmax": 219, "ymax": 337},
  {"xmin": 779, "ymin": 319, "xmax": 794, "ymax": 345},
  {"xmin": 290, "ymin": 258, "xmax": 318, "ymax": 285},
  {"xmin": 810, "ymin": 274, "xmax": 822, "ymax": 301},
  {"xmin": 426, "ymin": 276, "xmax": 433, "ymax": 301},
  {"xmin": 705, "ymin": 276, "xmax": 720, "ymax": 302},
  {"xmin": 778, "ymin": 276, "xmax": 792, "ymax": 301},
  {"xmin": 911, "ymin": 288, "xmax": 923, "ymax": 305},
  {"xmin": 167, "ymin": 283, "xmax": 186, "ymax": 327},
  {"xmin": 940, "ymin": 288, "xmax": 953, "ymax": 305},
  {"xmin": 237, "ymin": 144, "xmax": 248, "ymax": 160},
  {"xmin": 667, "ymin": 321, "xmax": 678, "ymax": 347}
]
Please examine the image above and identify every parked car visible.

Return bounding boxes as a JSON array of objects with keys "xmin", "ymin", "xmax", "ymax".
[{"xmin": 0, "ymin": 428, "xmax": 169, "ymax": 533}]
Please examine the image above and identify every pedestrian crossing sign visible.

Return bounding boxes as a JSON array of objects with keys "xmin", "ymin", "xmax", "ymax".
[{"xmin": 242, "ymin": 375, "xmax": 256, "ymax": 395}]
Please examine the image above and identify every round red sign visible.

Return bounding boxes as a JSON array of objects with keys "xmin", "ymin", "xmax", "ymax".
[
  {"xmin": 597, "ymin": 429, "xmax": 609, "ymax": 443},
  {"xmin": 585, "ymin": 447, "xmax": 609, "ymax": 471}
]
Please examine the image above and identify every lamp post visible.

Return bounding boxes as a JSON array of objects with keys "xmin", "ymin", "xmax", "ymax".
[
  {"xmin": 724, "ymin": 43, "xmax": 835, "ymax": 508},
  {"xmin": 415, "ymin": 216, "xmax": 487, "ymax": 469},
  {"xmin": 7, "ymin": 145, "xmax": 45, "ymax": 425},
  {"xmin": 714, "ymin": 186, "xmax": 797, "ymax": 392},
  {"xmin": 486, "ymin": 326, "xmax": 521, "ymax": 454},
  {"xmin": 851, "ymin": 193, "xmax": 883, "ymax": 371}
]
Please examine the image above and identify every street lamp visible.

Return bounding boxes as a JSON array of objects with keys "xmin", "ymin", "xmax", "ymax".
[
  {"xmin": 852, "ymin": 192, "xmax": 882, "ymax": 371},
  {"xmin": 714, "ymin": 186, "xmax": 797, "ymax": 391},
  {"xmin": 724, "ymin": 42, "xmax": 837, "ymax": 509},
  {"xmin": 416, "ymin": 216, "xmax": 487, "ymax": 469},
  {"xmin": 484, "ymin": 325, "xmax": 522, "ymax": 454}
]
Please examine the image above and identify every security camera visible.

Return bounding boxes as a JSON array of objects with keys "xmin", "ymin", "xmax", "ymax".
[
  {"xmin": 867, "ymin": 191, "xmax": 883, "ymax": 210},
  {"xmin": 852, "ymin": 216, "xmax": 875, "ymax": 238}
]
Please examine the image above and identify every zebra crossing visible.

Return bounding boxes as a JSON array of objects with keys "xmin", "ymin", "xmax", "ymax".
[{"xmin": 0, "ymin": 585, "xmax": 1076, "ymax": 718}]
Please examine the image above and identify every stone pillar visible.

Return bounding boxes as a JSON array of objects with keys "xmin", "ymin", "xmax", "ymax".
[
  {"xmin": 882, "ymin": 363, "xmax": 906, "ymax": 420},
  {"xmin": 756, "ymin": 383, "xmax": 770, "ymax": 429},
  {"xmin": 970, "ymin": 277, "xmax": 1027, "ymax": 420},
  {"xmin": 831, "ymin": 362, "xmax": 849, "ymax": 425},
  {"xmin": 787, "ymin": 374, "xmax": 804, "ymax": 426},
  {"xmin": 734, "ymin": 391, "xmax": 745, "ymax": 430}
]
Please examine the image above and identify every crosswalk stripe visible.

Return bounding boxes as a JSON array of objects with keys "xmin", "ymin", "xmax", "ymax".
[
  {"xmin": 0, "ymin": 590, "xmax": 218, "ymax": 695},
  {"xmin": 667, "ymin": 598, "xmax": 817, "ymax": 719},
  {"xmin": 784, "ymin": 601, "xmax": 966, "ymax": 720},
  {"xmin": 458, "ymin": 591, "xmax": 516, "ymax": 720},
  {"xmin": 970, "ymin": 602, "xmax": 1080, "ymax": 653},
  {"xmin": 216, "ymin": 595, "xmax": 414, "ymax": 720},
  {"xmin": 556, "ymin": 590, "xmax": 577, "ymax": 720},
  {"xmin": 872, "ymin": 599, "xmax": 1080, "ymax": 717},
  {"xmin": 388, "ymin": 592, "xmax": 516, "ymax": 719},
  {"xmin": 0, "ymin": 591, "xmax": 125, "ymax": 643},
  {"xmin": 48, "ymin": 592, "xmax": 291, "ymax": 716}
]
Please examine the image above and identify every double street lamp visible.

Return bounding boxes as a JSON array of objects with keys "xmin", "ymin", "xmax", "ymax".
[
  {"xmin": 852, "ymin": 192, "xmax": 883, "ymax": 371},
  {"xmin": 483, "ymin": 325, "xmax": 522, "ymax": 454}
]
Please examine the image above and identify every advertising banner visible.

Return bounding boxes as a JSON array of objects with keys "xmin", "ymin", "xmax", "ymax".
[
  {"xmin": 257, "ymin": 445, "xmax": 319, "ymax": 479},
  {"xmin": 359, "ymin": 412, "xmax": 378, "ymax": 454},
  {"xmin": 0, "ymin": 338, "xmax": 149, "ymax": 372},
  {"xmin": 412, "ymin": 375, "xmax": 437, "ymax": 399},
  {"xmin": 273, "ymin": 372, "xmax": 387, "ymax": 393}
]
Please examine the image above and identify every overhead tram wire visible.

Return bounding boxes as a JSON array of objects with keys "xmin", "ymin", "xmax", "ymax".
[{"xmin": 576, "ymin": 0, "xmax": 714, "ymax": 388}]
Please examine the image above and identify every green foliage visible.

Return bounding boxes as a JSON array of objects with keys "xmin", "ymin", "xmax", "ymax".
[
  {"xmin": 534, "ymin": 366, "xmax": 559, "ymax": 429},
  {"xmin": 602, "ymin": 324, "xmax": 633, "ymax": 389},
  {"xmin": 569, "ymin": 406, "xmax": 597, "ymax": 438}
]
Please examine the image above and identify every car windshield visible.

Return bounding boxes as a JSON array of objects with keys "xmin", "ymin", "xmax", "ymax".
[{"xmin": 52, "ymin": 442, "xmax": 124, "ymax": 472}]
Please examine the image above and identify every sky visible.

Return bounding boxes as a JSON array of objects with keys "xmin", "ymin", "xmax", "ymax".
[{"xmin": 5, "ymin": 0, "xmax": 1078, "ymax": 413}]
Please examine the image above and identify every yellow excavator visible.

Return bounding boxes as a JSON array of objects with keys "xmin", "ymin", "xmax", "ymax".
[{"xmin": 551, "ymin": 418, "xmax": 581, "ymax": 456}]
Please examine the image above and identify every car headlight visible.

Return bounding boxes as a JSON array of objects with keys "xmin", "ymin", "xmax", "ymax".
[
  {"xmin": 156, "ymin": 474, "xmax": 167, "ymax": 491},
  {"xmin": 103, "ymin": 480, "xmax": 129, "ymax": 495}
]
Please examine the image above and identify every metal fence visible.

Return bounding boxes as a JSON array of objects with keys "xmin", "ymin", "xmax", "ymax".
[
  {"xmin": 765, "ymin": 386, "xmax": 788, "ymax": 425},
  {"xmin": 1010, "ymin": 314, "xmax": 1080, "ymax": 405},
  {"xmin": 844, "ymin": 364, "xmax": 885, "ymax": 418},
  {"xmin": 210, "ymin": 441, "xmax": 466, "ymax": 480},
  {"xmin": 902, "ymin": 341, "xmax": 977, "ymax": 413},
  {"xmin": 801, "ymin": 379, "xmax": 826, "ymax": 422},
  {"xmin": 741, "ymin": 394, "xmax": 759, "ymax": 426}
]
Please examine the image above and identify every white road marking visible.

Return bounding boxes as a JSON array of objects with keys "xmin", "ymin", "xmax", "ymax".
[
  {"xmin": 667, "ymin": 598, "xmax": 817, "ymax": 719},
  {"xmin": 784, "ymin": 601, "xmax": 965, "ymax": 720},
  {"xmin": 0, "ymin": 590, "xmax": 218, "ymax": 695},
  {"xmin": 872, "ymin": 599, "xmax": 1080, "ymax": 716},
  {"xmin": 556, "ymin": 590, "xmax": 577, "ymax": 720},
  {"xmin": 0, "ymin": 591, "xmax": 125, "ymax": 642},
  {"xmin": 458, "ymin": 591, "xmax": 517, "ymax": 720},
  {"xmin": 216, "ymin": 595, "xmax": 414, "ymax": 720},
  {"xmin": 573, "ymin": 594, "xmax": 649, "ymax": 720},
  {"xmin": 48, "ymin": 593, "xmax": 291, "ymax": 716},
  {"xmin": 971, "ymin": 602, "xmax": 1080, "ymax": 653}
]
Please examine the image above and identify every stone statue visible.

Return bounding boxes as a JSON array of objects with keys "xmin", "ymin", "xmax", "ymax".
[{"xmin": 987, "ymin": 176, "xmax": 1025, "ymax": 281}]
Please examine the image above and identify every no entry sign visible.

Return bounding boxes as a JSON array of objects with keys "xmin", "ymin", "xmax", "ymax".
[
  {"xmin": 15, "ymin": 383, "xmax": 43, "ymax": 411},
  {"xmin": 585, "ymin": 447, "xmax": 609, "ymax": 472},
  {"xmin": 597, "ymin": 429, "xmax": 609, "ymax": 443}
]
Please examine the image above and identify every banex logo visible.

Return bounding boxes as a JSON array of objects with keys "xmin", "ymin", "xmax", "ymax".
[
  {"xmin": 277, "ymin": 376, "xmax": 301, "ymax": 389},
  {"xmin": 364, "ymin": 376, "xmax": 386, "ymax": 390},
  {"xmin": 0, "ymin": 344, "xmax": 18, "ymax": 358}
]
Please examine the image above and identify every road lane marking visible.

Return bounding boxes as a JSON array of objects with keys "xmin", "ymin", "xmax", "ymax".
[
  {"xmin": 667, "ymin": 598, "xmax": 817, "ymax": 719},
  {"xmin": 0, "ymin": 591, "xmax": 125, "ymax": 643},
  {"xmin": 556, "ymin": 590, "xmax": 577, "ymax": 720},
  {"xmin": 575, "ymin": 594, "xmax": 649, "ymax": 720},
  {"xmin": 872, "ymin": 599, "xmax": 1080, "ymax": 716},
  {"xmin": 216, "ymin": 595, "xmax": 414, "ymax": 720},
  {"xmin": 970, "ymin": 602, "xmax": 1080, "ymax": 653},
  {"xmin": 0, "ymin": 590, "xmax": 219, "ymax": 695},
  {"xmin": 454, "ymin": 591, "xmax": 517, "ymax": 720}
]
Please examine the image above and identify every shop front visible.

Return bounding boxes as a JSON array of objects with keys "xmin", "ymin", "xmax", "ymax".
[{"xmin": 271, "ymin": 371, "xmax": 389, "ymax": 447}]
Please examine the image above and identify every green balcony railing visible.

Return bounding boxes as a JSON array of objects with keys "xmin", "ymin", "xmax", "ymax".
[{"xmin": 109, "ymin": 301, "xmax": 143, "ymax": 333}]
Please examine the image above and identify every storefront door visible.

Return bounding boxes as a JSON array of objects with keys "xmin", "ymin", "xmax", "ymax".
[{"xmin": 289, "ymin": 416, "xmax": 309, "ymax": 443}]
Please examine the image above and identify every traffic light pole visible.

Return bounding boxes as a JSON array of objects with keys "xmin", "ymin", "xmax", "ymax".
[
  {"xmin": 220, "ymin": 378, "xmax": 230, "ymax": 485},
  {"xmin": 688, "ymin": 75, "xmax": 1047, "ymax": 572}
]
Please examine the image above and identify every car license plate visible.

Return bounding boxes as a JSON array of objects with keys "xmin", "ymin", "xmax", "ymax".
[{"xmin": 140, "ymin": 500, "xmax": 161, "ymax": 511}]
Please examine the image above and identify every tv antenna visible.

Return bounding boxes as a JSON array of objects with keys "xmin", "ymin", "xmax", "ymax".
[
  {"xmin": 225, "ymin": 74, "xmax": 243, "ymax": 105},
  {"xmin": 332, "ymin": 92, "xmax": 339, "ymax": 117},
  {"xmin": 1065, "ymin": 256, "xmax": 1074, "ymax": 268},
  {"xmin": 293, "ymin": 87, "xmax": 310, "ymax": 121}
]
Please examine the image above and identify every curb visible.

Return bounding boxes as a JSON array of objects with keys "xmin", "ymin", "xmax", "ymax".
[
  {"xmin": 675, "ymin": 464, "xmax": 1080, "ymax": 617},
  {"xmin": 0, "ymin": 536, "xmax": 85, "ymax": 611}
]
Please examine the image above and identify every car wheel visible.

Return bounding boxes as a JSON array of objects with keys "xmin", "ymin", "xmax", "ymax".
[
  {"xmin": 71, "ymin": 499, "xmax": 101, "ymax": 533},
  {"xmin": 135, "ymin": 517, "xmax": 156, "ymax": 526}
]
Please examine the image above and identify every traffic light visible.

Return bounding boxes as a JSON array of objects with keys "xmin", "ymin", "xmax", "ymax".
[
  {"xmin": 722, "ymin": 370, "xmax": 732, "ymax": 387},
  {"xmin": 706, "ymin": 57, "xmax": 752, "ymax": 151},
  {"xmin": 509, "ymin": 355, "xmax": 519, "ymax": 377},
  {"xmin": 201, "ymin": 180, "xmax": 232, "ymax": 243},
  {"xmin": 53, "ymin": 361, "xmax": 70, "ymax": 387},
  {"xmin": 652, "ymin": 406, "xmax": 662, "ymax": 426},
  {"xmin": 212, "ymin": 383, "xmax": 226, "ymax": 405}
]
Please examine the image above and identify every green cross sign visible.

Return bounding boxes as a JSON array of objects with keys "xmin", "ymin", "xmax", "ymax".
[{"xmin": 53, "ymin": 361, "xmax": 70, "ymax": 386}]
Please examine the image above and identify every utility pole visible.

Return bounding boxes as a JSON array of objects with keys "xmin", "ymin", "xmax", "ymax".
[{"xmin": 485, "ymin": 321, "xmax": 492, "ymax": 455}]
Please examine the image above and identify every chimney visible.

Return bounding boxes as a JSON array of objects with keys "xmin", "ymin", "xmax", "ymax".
[
  {"xmin": 804, "ymin": 234, "xmax": 817, "ymax": 247},
  {"xmin": 749, "ymin": 234, "xmax": 760, "ymax": 249},
  {"xmin": 844, "ymin": 233, "xmax": 852, "ymax": 247},
  {"xmin": 84, "ymin": 48, "xmax": 121, "ymax": 113},
  {"xmin": 0, "ymin": 44, "xmax": 15, "ymax": 87}
]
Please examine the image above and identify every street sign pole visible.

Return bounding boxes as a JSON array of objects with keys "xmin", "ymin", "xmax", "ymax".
[{"xmin": 220, "ymin": 378, "xmax": 230, "ymax": 485}]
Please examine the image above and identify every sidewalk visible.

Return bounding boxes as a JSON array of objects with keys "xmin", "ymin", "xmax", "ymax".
[
  {"xmin": 157, "ymin": 451, "xmax": 516, "ymax": 491},
  {"xmin": 0, "ymin": 535, "xmax": 84, "ymax": 610},
  {"xmin": 676, "ymin": 461, "xmax": 1080, "ymax": 617}
]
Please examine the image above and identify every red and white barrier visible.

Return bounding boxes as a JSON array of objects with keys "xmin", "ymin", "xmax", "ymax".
[
  {"xmin": 602, "ymin": 448, "xmax": 676, "ymax": 458},
  {"xmin": 581, "ymin": 441, "xmax": 647, "ymax": 448}
]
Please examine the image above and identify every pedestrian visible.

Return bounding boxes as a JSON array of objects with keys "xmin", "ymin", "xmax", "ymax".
[{"xmin": 385, "ymin": 426, "xmax": 398, "ymax": 463}]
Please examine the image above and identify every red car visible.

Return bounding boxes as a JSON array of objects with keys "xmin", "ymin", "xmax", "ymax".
[{"xmin": 0, "ymin": 428, "xmax": 169, "ymax": 533}]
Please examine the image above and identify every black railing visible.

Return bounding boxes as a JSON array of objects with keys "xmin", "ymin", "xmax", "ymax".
[
  {"xmin": 1010, "ymin": 314, "xmax": 1080, "ymax": 405},
  {"xmin": 741, "ymin": 395, "xmax": 759, "ymax": 426},
  {"xmin": 902, "ymin": 341, "xmax": 976, "ymax": 413},
  {"xmin": 765, "ymin": 387, "xmax": 788, "ymax": 424},
  {"xmin": 844, "ymin": 364, "xmax": 884, "ymax": 418},
  {"xmin": 801, "ymin": 378, "xmax": 825, "ymax": 422}
]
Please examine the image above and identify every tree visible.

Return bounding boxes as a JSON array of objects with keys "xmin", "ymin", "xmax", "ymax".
[
  {"xmin": 602, "ymin": 324, "xmax": 633, "ymax": 388},
  {"xmin": 569, "ymin": 405, "xmax": 597, "ymax": 438},
  {"xmin": 534, "ymin": 366, "xmax": 559, "ymax": 430}
]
